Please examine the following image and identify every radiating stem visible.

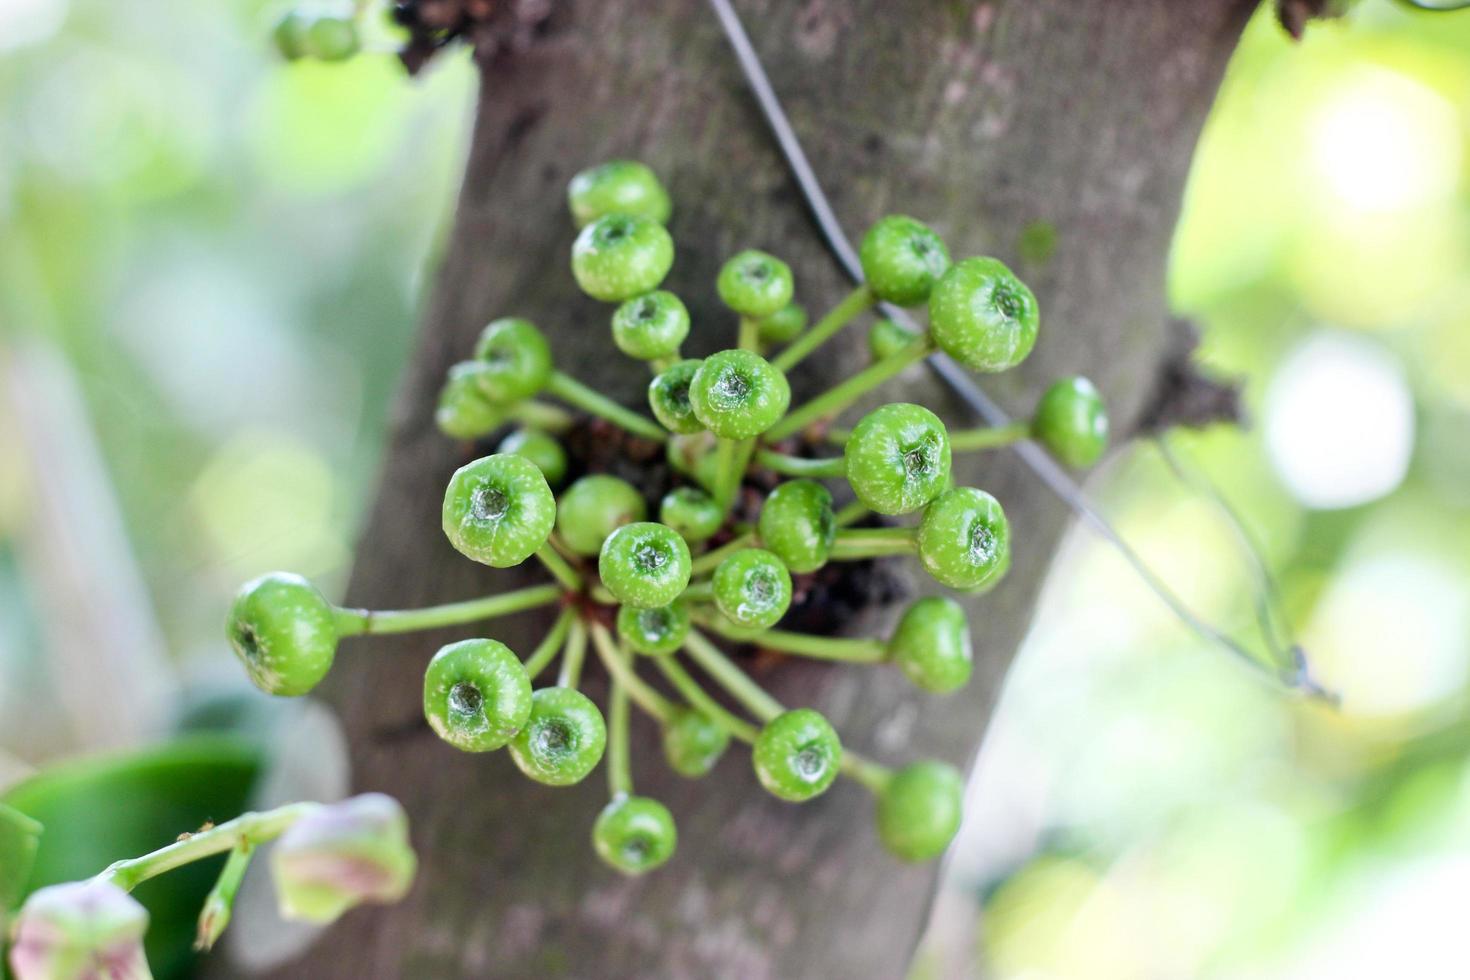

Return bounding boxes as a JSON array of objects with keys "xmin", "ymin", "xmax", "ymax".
[
  {"xmin": 834, "ymin": 500, "xmax": 869, "ymax": 528},
  {"xmin": 738, "ymin": 316, "xmax": 760, "ymax": 352},
  {"xmin": 753, "ymin": 449, "xmax": 846, "ymax": 479},
  {"xmin": 696, "ymin": 614, "xmax": 886, "ymax": 663},
  {"xmin": 523, "ymin": 607, "xmax": 575, "ymax": 680},
  {"xmin": 682, "ymin": 581, "xmax": 715, "ymax": 602},
  {"xmin": 829, "ymin": 527, "xmax": 916, "ymax": 560},
  {"xmin": 653, "ymin": 657, "xmax": 759, "ymax": 742},
  {"xmin": 672, "ymin": 636, "xmax": 892, "ymax": 791},
  {"xmin": 714, "ymin": 437, "xmax": 756, "ymax": 512},
  {"xmin": 690, "ymin": 532, "xmax": 757, "ymax": 578},
  {"xmin": 772, "ymin": 285, "xmax": 875, "ymax": 371},
  {"xmin": 97, "ymin": 803, "xmax": 317, "ymax": 892},
  {"xmin": 764, "ymin": 338, "xmax": 934, "ymax": 441},
  {"xmin": 536, "ymin": 545, "xmax": 584, "ymax": 592},
  {"xmin": 606, "ymin": 679, "xmax": 633, "ymax": 798},
  {"xmin": 557, "ymin": 618, "xmax": 588, "ymax": 689},
  {"xmin": 682, "ymin": 631, "xmax": 783, "ymax": 722},
  {"xmin": 842, "ymin": 753, "xmax": 894, "ymax": 794},
  {"xmin": 588, "ymin": 623, "xmax": 677, "ymax": 723},
  {"xmin": 950, "ymin": 420, "xmax": 1030, "ymax": 452},
  {"xmin": 333, "ymin": 584, "xmax": 563, "ymax": 636},
  {"xmin": 512, "ymin": 400, "xmax": 576, "ymax": 434},
  {"xmin": 546, "ymin": 371, "xmax": 668, "ymax": 442}
]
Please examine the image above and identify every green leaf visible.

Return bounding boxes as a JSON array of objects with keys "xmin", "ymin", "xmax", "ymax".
[
  {"xmin": 2, "ymin": 736, "xmax": 261, "ymax": 980},
  {"xmin": 0, "ymin": 803, "xmax": 43, "ymax": 924}
]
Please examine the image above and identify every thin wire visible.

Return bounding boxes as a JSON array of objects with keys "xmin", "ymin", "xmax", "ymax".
[{"xmin": 706, "ymin": 0, "xmax": 1332, "ymax": 701}]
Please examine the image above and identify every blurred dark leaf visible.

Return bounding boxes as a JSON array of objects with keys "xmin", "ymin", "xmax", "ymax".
[
  {"xmin": 0, "ymin": 803, "xmax": 43, "ymax": 923},
  {"xmin": 1, "ymin": 736, "xmax": 261, "ymax": 980}
]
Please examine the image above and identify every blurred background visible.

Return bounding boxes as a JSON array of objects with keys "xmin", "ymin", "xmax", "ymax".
[{"xmin": 2, "ymin": 1, "xmax": 1468, "ymax": 977}]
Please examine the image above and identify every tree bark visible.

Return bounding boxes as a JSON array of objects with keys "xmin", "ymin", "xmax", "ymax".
[{"xmin": 281, "ymin": 1, "xmax": 1256, "ymax": 976}]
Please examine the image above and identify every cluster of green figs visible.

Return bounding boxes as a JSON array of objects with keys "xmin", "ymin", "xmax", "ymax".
[{"xmin": 227, "ymin": 160, "xmax": 1109, "ymax": 875}]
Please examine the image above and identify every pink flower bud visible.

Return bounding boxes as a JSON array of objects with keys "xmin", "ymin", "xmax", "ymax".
[
  {"xmin": 8, "ymin": 881, "xmax": 151, "ymax": 980},
  {"xmin": 269, "ymin": 793, "xmax": 416, "ymax": 925}
]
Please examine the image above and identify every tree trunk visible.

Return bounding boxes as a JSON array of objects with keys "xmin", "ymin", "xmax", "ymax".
[{"xmin": 282, "ymin": 1, "xmax": 1255, "ymax": 976}]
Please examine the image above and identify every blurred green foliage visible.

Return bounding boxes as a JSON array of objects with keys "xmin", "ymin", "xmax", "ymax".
[
  {"xmin": 916, "ymin": 4, "xmax": 1470, "ymax": 977},
  {"xmin": 2, "ymin": 737, "xmax": 260, "ymax": 980}
]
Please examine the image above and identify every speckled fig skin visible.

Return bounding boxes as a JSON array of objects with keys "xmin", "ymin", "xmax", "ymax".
[
  {"xmin": 752, "ymin": 708, "xmax": 842, "ymax": 803},
  {"xmin": 928, "ymin": 256, "xmax": 1039, "ymax": 373},
  {"xmin": 422, "ymin": 638, "xmax": 533, "ymax": 752},
  {"xmin": 616, "ymin": 600, "xmax": 691, "ymax": 656},
  {"xmin": 227, "ymin": 572, "xmax": 338, "ymax": 696},
  {"xmin": 611, "ymin": 290, "xmax": 690, "ymax": 360},
  {"xmin": 867, "ymin": 318, "xmax": 921, "ymax": 363},
  {"xmin": 566, "ymin": 160, "xmax": 672, "ymax": 228},
  {"xmin": 758, "ymin": 480, "xmax": 836, "ymax": 574},
  {"xmin": 648, "ymin": 358, "xmax": 706, "ymax": 434},
  {"xmin": 662, "ymin": 708, "xmax": 730, "ymax": 777},
  {"xmin": 571, "ymin": 214, "xmax": 674, "ymax": 302},
  {"xmin": 755, "ymin": 302, "xmax": 807, "ymax": 344},
  {"xmin": 687, "ymin": 349, "xmax": 791, "ymax": 439},
  {"xmin": 716, "ymin": 249, "xmax": 795, "ymax": 318},
  {"xmin": 497, "ymin": 428, "xmax": 568, "ymax": 487},
  {"xmin": 875, "ymin": 762, "xmax": 964, "ymax": 862},
  {"xmin": 917, "ymin": 486, "xmax": 1010, "ymax": 590},
  {"xmin": 435, "ymin": 362, "xmax": 508, "ymax": 440},
  {"xmin": 1033, "ymin": 375, "xmax": 1109, "ymax": 468},
  {"xmin": 843, "ymin": 403, "xmax": 952, "ymax": 515},
  {"xmin": 659, "ymin": 487, "xmax": 723, "ymax": 543},
  {"xmin": 509, "ymin": 687, "xmax": 607, "ymax": 786},
  {"xmin": 887, "ymin": 596, "xmax": 973, "ymax": 693},
  {"xmin": 859, "ymin": 215, "xmax": 951, "ymax": 307},
  {"xmin": 713, "ymin": 548, "xmax": 793, "ymax": 630},
  {"xmin": 598, "ymin": 522, "xmax": 692, "ymax": 609},
  {"xmin": 441, "ymin": 454, "xmax": 556, "ymax": 568},
  {"xmin": 556, "ymin": 474, "xmax": 647, "ymax": 557},
  {"xmin": 592, "ymin": 795, "xmax": 678, "ymax": 875},
  {"xmin": 471, "ymin": 317, "xmax": 553, "ymax": 403}
]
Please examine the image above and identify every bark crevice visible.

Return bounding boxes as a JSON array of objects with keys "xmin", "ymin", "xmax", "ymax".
[{"xmin": 270, "ymin": 2, "xmax": 1258, "ymax": 977}]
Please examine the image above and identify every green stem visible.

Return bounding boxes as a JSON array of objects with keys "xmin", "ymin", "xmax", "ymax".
[
  {"xmin": 333, "ymin": 583, "xmax": 563, "ymax": 637},
  {"xmin": 97, "ymin": 803, "xmax": 317, "ymax": 892},
  {"xmin": 842, "ymin": 752, "xmax": 894, "ymax": 794},
  {"xmin": 523, "ymin": 607, "xmax": 575, "ymax": 680},
  {"xmin": 546, "ymin": 371, "xmax": 668, "ymax": 442},
  {"xmin": 753, "ymin": 449, "xmax": 846, "ymax": 479},
  {"xmin": 772, "ymin": 285, "xmax": 875, "ymax": 372},
  {"xmin": 606, "ymin": 678, "xmax": 633, "ymax": 798},
  {"xmin": 696, "ymin": 614, "xmax": 886, "ymax": 663},
  {"xmin": 764, "ymin": 338, "xmax": 934, "ymax": 441},
  {"xmin": 824, "ymin": 427, "xmax": 852, "ymax": 446},
  {"xmin": 689, "ymin": 533, "xmax": 756, "ymax": 577},
  {"xmin": 557, "ymin": 618, "xmax": 588, "ymax": 689},
  {"xmin": 650, "ymin": 355, "xmax": 678, "ymax": 374},
  {"xmin": 671, "ymin": 637, "xmax": 892, "ymax": 792},
  {"xmin": 194, "ymin": 842, "xmax": 252, "ymax": 951},
  {"xmin": 682, "ymin": 631, "xmax": 783, "ymax": 722},
  {"xmin": 512, "ymin": 400, "xmax": 576, "ymax": 434},
  {"xmin": 588, "ymin": 623, "xmax": 677, "ymax": 723},
  {"xmin": 738, "ymin": 316, "xmax": 760, "ymax": 352},
  {"xmin": 682, "ymin": 581, "xmax": 715, "ymax": 602},
  {"xmin": 653, "ymin": 657, "xmax": 759, "ymax": 742},
  {"xmin": 834, "ymin": 500, "xmax": 870, "ymax": 528},
  {"xmin": 536, "ymin": 545, "xmax": 584, "ymax": 592},
  {"xmin": 714, "ymin": 437, "xmax": 756, "ymax": 512},
  {"xmin": 950, "ymin": 420, "xmax": 1030, "ymax": 452},
  {"xmin": 829, "ymin": 527, "xmax": 916, "ymax": 560}
]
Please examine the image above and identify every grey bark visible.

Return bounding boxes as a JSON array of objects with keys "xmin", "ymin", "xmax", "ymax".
[{"xmin": 282, "ymin": 1, "xmax": 1256, "ymax": 976}]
